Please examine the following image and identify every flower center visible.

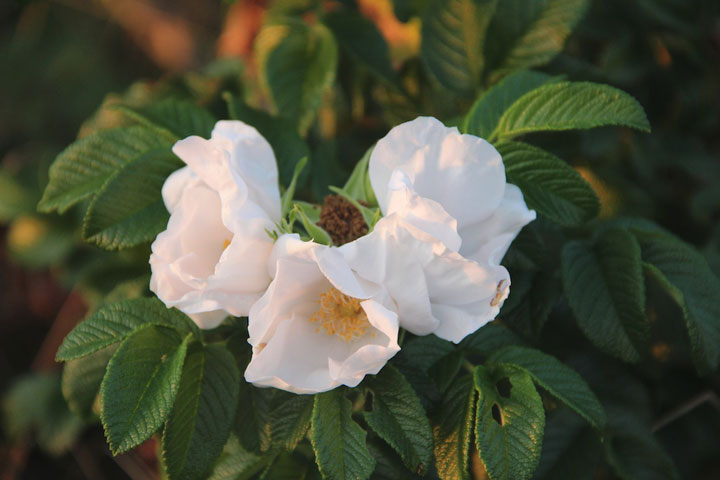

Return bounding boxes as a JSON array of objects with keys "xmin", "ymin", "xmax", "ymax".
[
  {"xmin": 309, "ymin": 287, "xmax": 372, "ymax": 341},
  {"xmin": 222, "ymin": 238, "xmax": 232, "ymax": 251},
  {"xmin": 317, "ymin": 195, "xmax": 368, "ymax": 245}
]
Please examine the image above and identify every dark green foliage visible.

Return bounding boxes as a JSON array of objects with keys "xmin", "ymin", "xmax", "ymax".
[
  {"xmin": 256, "ymin": 18, "xmax": 338, "ymax": 133},
  {"xmin": 488, "ymin": 347, "xmax": 605, "ymax": 429},
  {"xmin": 82, "ymin": 149, "xmax": 182, "ymax": 249},
  {"xmin": 38, "ymin": 126, "xmax": 172, "ymax": 214},
  {"xmin": 432, "ymin": 375, "xmax": 476, "ymax": 480},
  {"xmin": 310, "ymin": 389, "xmax": 375, "ymax": 480},
  {"xmin": 473, "ymin": 365, "xmax": 545, "ymax": 480},
  {"xmin": 14, "ymin": 1, "xmax": 720, "ymax": 479},
  {"xmin": 163, "ymin": 343, "xmax": 240, "ymax": 480},
  {"xmin": 363, "ymin": 365, "xmax": 434, "ymax": 474},
  {"xmin": 115, "ymin": 99, "xmax": 217, "ymax": 140},
  {"xmin": 421, "ymin": 0, "xmax": 497, "ymax": 96},
  {"xmin": 498, "ymin": 141, "xmax": 600, "ymax": 226},
  {"xmin": 562, "ymin": 230, "xmax": 648, "ymax": 362},
  {"xmin": 56, "ymin": 297, "xmax": 198, "ymax": 361}
]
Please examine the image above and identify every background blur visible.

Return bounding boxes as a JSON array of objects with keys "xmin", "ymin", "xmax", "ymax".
[{"xmin": 1, "ymin": 0, "xmax": 719, "ymax": 478}]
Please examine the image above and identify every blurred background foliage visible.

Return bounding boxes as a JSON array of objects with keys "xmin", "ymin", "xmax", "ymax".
[{"xmin": 0, "ymin": 0, "xmax": 719, "ymax": 478}]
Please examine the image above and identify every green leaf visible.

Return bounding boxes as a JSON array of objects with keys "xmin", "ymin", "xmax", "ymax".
[
  {"xmin": 501, "ymin": 270, "xmax": 562, "ymax": 337},
  {"xmin": 260, "ymin": 452, "xmax": 319, "ymax": 479},
  {"xmin": 487, "ymin": 0, "xmax": 590, "ymax": 82},
  {"xmin": 432, "ymin": 375, "xmax": 475, "ymax": 480},
  {"xmin": 428, "ymin": 351, "xmax": 465, "ymax": 394},
  {"xmin": 225, "ymin": 331, "xmax": 273, "ymax": 454},
  {"xmin": 488, "ymin": 346, "xmax": 606, "ymax": 429},
  {"xmin": 459, "ymin": 323, "xmax": 523, "ymax": 355},
  {"xmin": 282, "ymin": 157, "xmax": 308, "ymax": 216},
  {"xmin": 56, "ymin": 297, "xmax": 198, "ymax": 362},
  {"xmin": 256, "ymin": 19, "xmax": 338, "ymax": 133},
  {"xmin": 268, "ymin": 394, "xmax": 315, "ymax": 451},
  {"xmin": 38, "ymin": 125, "xmax": 172, "ymax": 213},
  {"xmin": 224, "ymin": 95, "xmax": 311, "ymax": 187},
  {"xmin": 561, "ymin": 230, "xmax": 648, "ymax": 363},
  {"xmin": 82, "ymin": 149, "xmax": 182, "ymax": 249},
  {"xmin": 342, "ymin": 146, "xmax": 377, "ymax": 207},
  {"xmin": 394, "ymin": 335, "xmax": 455, "ymax": 410},
  {"xmin": 234, "ymin": 385, "xmax": 273, "ymax": 453},
  {"xmin": 293, "ymin": 201, "xmax": 322, "ymax": 222},
  {"xmin": 116, "ymin": 98, "xmax": 217, "ymax": 141},
  {"xmin": 421, "ymin": 0, "xmax": 497, "ymax": 96},
  {"xmin": 534, "ymin": 409, "xmax": 602, "ymax": 480},
  {"xmin": 61, "ymin": 345, "xmax": 116, "ymax": 418},
  {"xmin": 497, "ymin": 141, "xmax": 599, "ymax": 226},
  {"xmin": 323, "ymin": 11, "xmax": 399, "ymax": 86},
  {"xmin": 367, "ymin": 438, "xmax": 416, "ymax": 480},
  {"xmin": 363, "ymin": 365, "xmax": 434, "ymax": 475},
  {"xmin": 493, "ymin": 82, "xmax": 650, "ymax": 141},
  {"xmin": 208, "ymin": 435, "xmax": 269, "ymax": 480},
  {"xmin": 163, "ymin": 343, "xmax": 240, "ymax": 480},
  {"xmin": 310, "ymin": 389, "xmax": 375, "ymax": 480},
  {"xmin": 100, "ymin": 326, "xmax": 191, "ymax": 454},
  {"xmin": 463, "ymin": 70, "xmax": 558, "ymax": 139},
  {"xmin": 295, "ymin": 204, "xmax": 332, "ymax": 245},
  {"xmin": 634, "ymin": 228, "xmax": 720, "ymax": 374},
  {"xmin": 473, "ymin": 364, "xmax": 545, "ymax": 480},
  {"xmin": 605, "ymin": 412, "xmax": 680, "ymax": 480}
]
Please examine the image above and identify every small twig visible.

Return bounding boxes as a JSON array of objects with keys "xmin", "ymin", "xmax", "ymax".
[
  {"xmin": 71, "ymin": 443, "xmax": 108, "ymax": 480},
  {"xmin": 112, "ymin": 451, "xmax": 157, "ymax": 480},
  {"xmin": 397, "ymin": 328, "xmax": 407, "ymax": 347},
  {"xmin": 651, "ymin": 390, "xmax": 720, "ymax": 432},
  {"xmin": 463, "ymin": 360, "xmax": 475, "ymax": 375}
]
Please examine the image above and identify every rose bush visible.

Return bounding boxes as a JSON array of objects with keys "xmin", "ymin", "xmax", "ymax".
[{"xmin": 28, "ymin": 1, "xmax": 720, "ymax": 479}]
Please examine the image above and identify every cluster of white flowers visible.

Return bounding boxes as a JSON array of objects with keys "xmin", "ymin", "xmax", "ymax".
[{"xmin": 150, "ymin": 117, "xmax": 535, "ymax": 394}]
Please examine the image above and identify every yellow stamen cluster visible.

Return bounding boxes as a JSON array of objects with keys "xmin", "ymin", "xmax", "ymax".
[
  {"xmin": 310, "ymin": 287, "xmax": 371, "ymax": 341},
  {"xmin": 222, "ymin": 238, "xmax": 232, "ymax": 251}
]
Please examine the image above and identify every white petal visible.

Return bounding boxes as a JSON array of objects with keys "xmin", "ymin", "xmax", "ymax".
[
  {"xmin": 208, "ymin": 218, "xmax": 275, "ymax": 296},
  {"xmin": 458, "ymin": 184, "xmax": 536, "ymax": 265},
  {"xmin": 150, "ymin": 182, "xmax": 231, "ymax": 293},
  {"xmin": 212, "ymin": 120, "xmax": 282, "ymax": 222},
  {"xmin": 314, "ymin": 247, "xmax": 381, "ymax": 300},
  {"xmin": 340, "ymin": 216, "xmax": 438, "ymax": 335},
  {"xmin": 424, "ymin": 249, "xmax": 509, "ymax": 343},
  {"xmin": 385, "ymin": 170, "xmax": 461, "ymax": 251},
  {"xmin": 327, "ymin": 299, "xmax": 400, "ymax": 386},
  {"xmin": 161, "ymin": 166, "xmax": 197, "ymax": 213},
  {"xmin": 245, "ymin": 314, "xmax": 345, "ymax": 394},
  {"xmin": 172, "ymin": 136, "xmax": 228, "ymax": 193},
  {"xmin": 187, "ymin": 310, "xmax": 228, "ymax": 330},
  {"xmin": 248, "ymin": 254, "xmax": 327, "ymax": 345},
  {"xmin": 370, "ymin": 116, "xmax": 506, "ymax": 227},
  {"xmin": 267, "ymin": 233, "xmax": 317, "ymax": 278}
]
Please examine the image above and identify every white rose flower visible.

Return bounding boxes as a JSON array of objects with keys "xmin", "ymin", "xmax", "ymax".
[
  {"xmin": 340, "ymin": 214, "xmax": 510, "ymax": 343},
  {"xmin": 244, "ymin": 234, "xmax": 400, "ymax": 394},
  {"xmin": 150, "ymin": 121, "xmax": 281, "ymax": 329},
  {"xmin": 369, "ymin": 116, "xmax": 536, "ymax": 265},
  {"xmin": 347, "ymin": 116, "xmax": 536, "ymax": 342}
]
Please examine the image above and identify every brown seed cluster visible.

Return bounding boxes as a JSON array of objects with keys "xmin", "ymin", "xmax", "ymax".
[{"xmin": 317, "ymin": 194, "xmax": 369, "ymax": 245}]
